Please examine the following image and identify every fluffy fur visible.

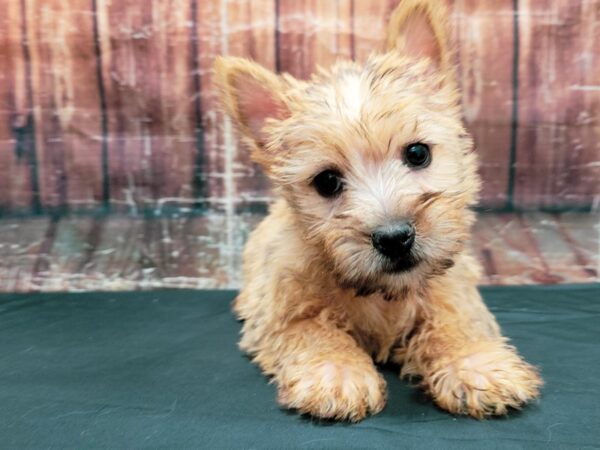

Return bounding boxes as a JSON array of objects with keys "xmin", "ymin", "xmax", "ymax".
[{"xmin": 215, "ymin": 0, "xmax": 542, "ymax": 421}]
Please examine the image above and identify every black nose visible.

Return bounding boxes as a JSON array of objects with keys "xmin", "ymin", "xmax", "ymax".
[{"xmin": 371, "ymin": 222, "xmax": 416, "ymax": 259}]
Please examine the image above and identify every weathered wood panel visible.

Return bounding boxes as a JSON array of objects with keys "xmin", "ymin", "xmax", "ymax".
[
  {"xmin": 453, "ymin": 0, "xmax": 515, "ymax": 207},
  {"xmin": 196, "ymin": 0, "xmax": 277, "ymax": 210},
  {"xmin": 352, "ymin": 0, "xmax": 398, "ymax": 63},
  {"xmin": 225, "ymin": 0, "xmax": 276, "ymax": 206},
  {"xmin": 278, "ymin": 0, "xmax": 353, "ymax": 79},
  {"xmin": 0, "ymin": 0, "xmax": 598, "ymax": 213},
  {"xmin": 0, "ymin": 1, "xmax": 36, "ymax": 210},
  {"xmin": 1, "ymin": 212, "xmax": 597, "ymax": 291},
  {"xmin": 96, "ymin": 0, "xmax": 197, "ymax": 209},
  {"xmin": 25, "ymin": 0, "xmax": 104, "ymax": 209},
  {"xmin": 0, "ymin": 218, "xmax": 49, "ymax": 291},
  {"xmin": 515, "ymin": 0, "xmax": 600, "ymax": 208}
]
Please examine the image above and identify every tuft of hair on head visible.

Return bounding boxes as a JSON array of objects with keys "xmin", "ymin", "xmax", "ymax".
[
  {"xmin": 385, "ymin": 0, "xmax": 454, "ymax": 76},
  {"xmin": 214, "ymin": 56, "xmax": 292, "ymax": 152}
]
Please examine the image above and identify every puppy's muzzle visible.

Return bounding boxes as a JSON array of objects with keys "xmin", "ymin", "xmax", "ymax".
[{"xmin": 371, "ymin": 222, "xmax": 415, "ymax": 260}]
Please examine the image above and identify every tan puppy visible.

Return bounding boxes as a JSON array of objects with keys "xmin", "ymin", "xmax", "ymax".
[{"xmin": 215, "ymin": 0, "xmax": 542, "ymax": 421}]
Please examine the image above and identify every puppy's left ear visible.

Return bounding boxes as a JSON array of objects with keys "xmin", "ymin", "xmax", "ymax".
[
  {"xmin": 386, "ymin": 0, "xmax": 453, "ymax": 74},
  {"xmin": 214, "ymin": 56, "xmax": 291, "ymax": 148}
]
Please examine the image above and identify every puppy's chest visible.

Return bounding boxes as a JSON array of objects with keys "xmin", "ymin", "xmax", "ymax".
[{"xmin": 344, "ymin": 295, "xmax": 418, "ymax": 364}]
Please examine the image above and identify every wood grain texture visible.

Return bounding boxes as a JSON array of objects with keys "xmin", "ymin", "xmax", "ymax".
[
  {"xmin": 1, "ymin": 212, "xmax": 597, "ymax": 291},
  {"xmin": 0, "ymin": 0, "xmax": 36, "ymax": 210},
  {"xmin": 195, "ymin": 0, "xmax": 226, "ymax": 205},
  {"xmin": 453, "ymin": 0, "xmax": 515, "ymax": 207},
  {"xmin": 195, "ymin": 0, "xmax": 277, "ymax": 210},
  {"xmin": 0, "ymin": 0, "xmax": 598, "ymax": 213},
  {"xmin": 24, "ymin": 0, "xmax": 103, "ymax": 208},
  {"xmin": 278, "ymin": 0, "xmax": 353, "ymax": 79},
  {"xmin": 225, "ymin": 0, "xmax": 276, "ymax": 206},
  {"xmin": 515, "ymin": 0, "xmax": 600, "ymax": 208},
  {"xmin": 352, "ymin": 0, "xmax": 398, "ymax": 63},
  {"xmin": 96, "ymin": 0, "xmax": 197, "ymax": 210},
  {"xmin": 0, "ymin": 218, "xmax": 49, "ymax": 291},
  {"xmin": 556, "ymin": 212, "xmax": 600, "ymax": 277}
]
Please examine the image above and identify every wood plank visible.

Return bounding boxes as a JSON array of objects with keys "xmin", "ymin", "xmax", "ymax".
[
  {"xmin": 48, "ymin": 216, "xmax": 149, "ymax": 290},
  {"xmin": 278, "ymin": 0, "xmax": 353, "ymax": 79},
  {"xmin": 556, "ymin": 212, "xmax": 600, "ymax": 279},
  {"xmin": 96, "ymin": 0, "xmax": 197, "ymax": 210},
  {"xmin": 0, "ymin": 217, "xmax": 49, "ymax": 291},
  {"xmin": 522, "ymin": 212, "xmax": 594, "ymax": 283},
  {"xmin": 25, "ymin": 0, "xmax": 103, "ymax": 209},
  {"xmin": 515, "ymin": 0, "xmax": 600, "ymax": 208},
  {"xmin": 226, "ymin": 0, "xmax": 276, "ymax": 206},
  {"xmin": 33, "ymin": 215, "xmax": 234, "ymax": 291},
  {"xmin": 0, "ymin": 0, "xmax": 35, "ymax": 210},
  {"xmin": 196, "ymin": 0, "xmax": 227, "ymax": 205},
  {"xmin": 472, "ymin": 214, "xmax": 502, "ymax": 284},
  {"xmin": 154, "ymin": 216, "xmax": 230, "ymax": 288},
  {"xmin": 195, "ymin": 0, "xmax": 277, "ymax": 209},
  {"xmin": 37, "ymin": 217, "xmax": 96, "ymax": 290},
  {"xmin": 80, "ymin": 216, "xmax": 146, "ymax": 290},
  {"xmin": 193, "ymin": 0, "xmax": 280, "ymax": 254},
  {"xmin": 475, "ymin": 213, "xmax": 556, "ymax": 285},
  {"xmin": 452, "ymin": 0, "xmax": 514, "ymax": 207}
]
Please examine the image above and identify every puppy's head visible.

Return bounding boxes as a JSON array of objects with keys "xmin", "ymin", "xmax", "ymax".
[{"xmin": 216, "ymin": 0, "xmax": 480, "ymax": 296}]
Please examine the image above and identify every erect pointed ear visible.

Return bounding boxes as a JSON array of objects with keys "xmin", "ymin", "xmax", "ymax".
[
  {"xmin": 214, "ymin": 56, "xmax": 291, "ymax": 148},
  {"xmin": 386, "ymin": 0, "xmax": 452, "ymax": 72}
]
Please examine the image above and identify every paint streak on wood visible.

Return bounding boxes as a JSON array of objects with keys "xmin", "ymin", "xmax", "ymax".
[
  {"xmin": 195, "ymin": 0, "xmax": 277, "ymax": 208},
  {"xmin": 515, "ymin": 0, "xmax": 600, "ymax": 208},
  {"xmin": 25, "ymin": 0, "xmax": 103, "ymax": 208},
  {"xmin": 96, "ymin": 0, "xmax": 197, "ymax": 209},
  {"xmin": 0, "ymin": 1, "xmax": 35, "ymax": 209},
  {"xmin": 278, "ymin": 0, "xmax": 353, "ymax": 79},
  {"xmin": 226, "ymin": 0, "xmax": 276, "ymax": 205},
  {"xmin": 195, "ymin": 0, "xmax": 226, "ymax": 205},
  {"xmin": 453, "ymin": 0, "xmax": 514, "ymax": 207}
]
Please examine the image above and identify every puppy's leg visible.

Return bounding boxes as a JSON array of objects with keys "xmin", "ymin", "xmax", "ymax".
[
  {"xmin": 402, "ymin": 284, "xmax": 542, "ymax": 418},
  {"xmin": 255, "ymin": 318, "xmax": 387, "ymax": 422}
]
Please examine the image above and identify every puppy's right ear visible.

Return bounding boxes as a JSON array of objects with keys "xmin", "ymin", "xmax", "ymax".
[{"xmin": 214, "ymin": 57, "xmax": 290, "ymax": 148}]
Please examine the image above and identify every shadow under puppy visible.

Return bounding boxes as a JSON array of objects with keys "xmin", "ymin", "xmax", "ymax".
[{"xmin": 215, "ymin": 0, "xmax": 542, "ymax": 421}]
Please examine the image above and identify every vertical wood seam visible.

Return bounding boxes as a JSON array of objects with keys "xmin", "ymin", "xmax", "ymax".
[
  {"xmin": 506, "ymin": 0, "xmax": 520, "ymax": 211},
  {"xmin": 275, "ymin": 0, "xmax": 281, "ymax": 72},
  {"xmin": 190, "ymin": 0, "xmax": 207, "ymax": 209},
  {"xmin": 19, "ymin": 0, "xmax": 41, "ymax": 214},
  {"xmin": 91, "ymin": 0, "xmax": 111, "ymax": 209}
]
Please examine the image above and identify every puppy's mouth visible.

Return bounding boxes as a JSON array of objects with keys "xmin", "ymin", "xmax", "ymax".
[{"xmin": 381, "ymin": 255, "xmax": 420, "ymax": 274}]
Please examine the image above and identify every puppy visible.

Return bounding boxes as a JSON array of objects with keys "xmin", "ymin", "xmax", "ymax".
[{"xmin": 215, "ymin": 0, "xmax": 542, "ymax": 421}]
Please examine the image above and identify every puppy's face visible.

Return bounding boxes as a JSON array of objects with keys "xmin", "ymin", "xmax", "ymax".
[{"xmin": 217, "ymin": 2, "xmax": 480, "ymax": 295}]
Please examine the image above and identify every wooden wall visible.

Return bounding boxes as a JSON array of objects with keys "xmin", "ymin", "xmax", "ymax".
[{"xmin": 0, "ymin": 0, "xmax": 598, "ymax": 214}]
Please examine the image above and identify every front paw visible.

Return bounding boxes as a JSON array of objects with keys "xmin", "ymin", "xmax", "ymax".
[
  {"xmin": 426, "ymin": 345, "xmax": 542, "ymax": 418},
  {"xmin": 277, "ymin": 361, "xmax": 387, "ymax": 422}
]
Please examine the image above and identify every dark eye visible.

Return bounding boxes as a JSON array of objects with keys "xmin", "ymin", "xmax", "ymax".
[
  {"xmin": 313, "ymin": 169, "xmax": 344, "ymax": 198},
  {"xmin": 404, "ymin": 143, "xmax": 431, "ymax": 168}
]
